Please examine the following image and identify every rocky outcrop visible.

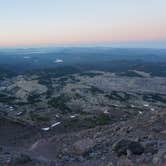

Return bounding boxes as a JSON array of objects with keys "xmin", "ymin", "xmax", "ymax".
[{"xmin": 112, "ymin": 139, "xmax": 144, "ymax": 156}]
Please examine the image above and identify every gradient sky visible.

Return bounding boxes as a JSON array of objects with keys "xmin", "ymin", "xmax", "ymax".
[{"xmin": 0, "ymin": 0, "xmax": 166, "ymax": 47}]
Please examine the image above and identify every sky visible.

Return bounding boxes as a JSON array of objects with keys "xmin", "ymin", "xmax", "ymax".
[{"xmin": 0, "ymin": 0, "xmax": 166, "ymax": 47}]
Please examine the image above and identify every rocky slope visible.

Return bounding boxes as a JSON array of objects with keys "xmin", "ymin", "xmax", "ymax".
[{"xmin": 0, "ymin": 70, "xmax": 166, "ymax": 165}]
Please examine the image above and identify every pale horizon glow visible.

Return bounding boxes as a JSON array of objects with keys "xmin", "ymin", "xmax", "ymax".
[{"xmin": 0, "ymin": 0, "xmax": 166, "ymax": 47}]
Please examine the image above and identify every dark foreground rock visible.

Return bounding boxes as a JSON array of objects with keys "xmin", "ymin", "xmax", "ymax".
[{"xmin": 112, "ymin": 139, "xmax": 144, "ymax": 156}]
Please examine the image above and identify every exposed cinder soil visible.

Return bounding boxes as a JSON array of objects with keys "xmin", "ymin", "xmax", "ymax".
[{"xmin": 1, "ymin": 108, "xmax": 166, "ymax": 166}]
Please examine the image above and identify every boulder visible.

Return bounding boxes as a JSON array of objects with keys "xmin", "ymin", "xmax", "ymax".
[
  {"xmin": 112, "ymin": 139, "xmax": 144, "ymax": 156},
  {"xmin": 71, "ymin": 138, "xmax": 96, "ymax": 155}
]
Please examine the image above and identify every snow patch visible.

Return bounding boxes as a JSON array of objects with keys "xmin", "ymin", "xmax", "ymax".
[
  {"xmin": 51, "ymin": 122, "xmax": 61, "ymax": 128},
  {"xmin": 131, "ymin": 104, "xmax": 135, "ymax": 108},
  {"xmin": 104, "ymin": 110, "xmax": 109, "ymax": 114},
  {"xmin": 139, "ymin": 111, "xmax": 143, "ymax": 115},
  {"xmin": 41, "ymin": 127, "xmax": 50, "ymax": 131},
  {"xmin": 16, "ymin": 112, "xmax": 23, "ymax": 116},
  {"xmin": 144, "ymin": 104, "xmax": 149, "ymax": 107},
  {"xmin": 41, "ymin": 121, "xmax": 61, "ymax": 131},
  {"xmin": 150, "ymin": 108, "xmax": 155, "ymax": 111},
  {"xmin": 54, "ymin": 59, "xmax": 63, "ymax": 63},
  {"xmin": 70, "ymin": 115, "xmax": 77, "ymax": 118}
]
